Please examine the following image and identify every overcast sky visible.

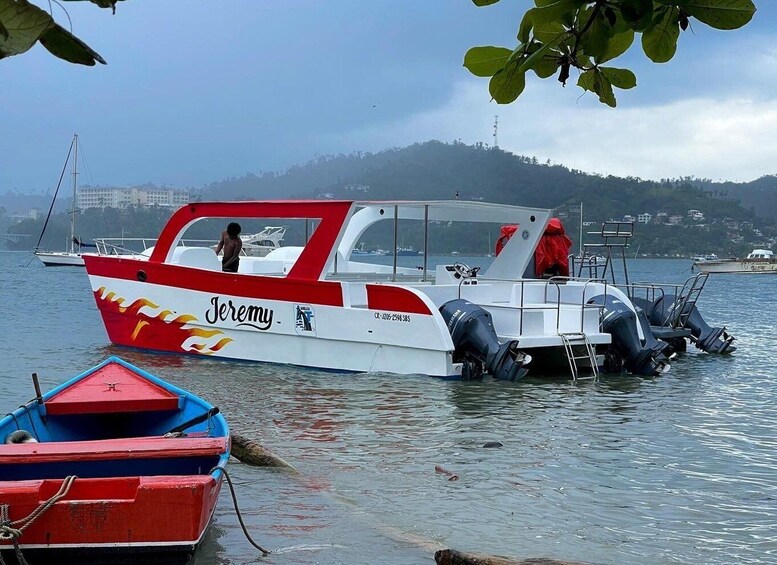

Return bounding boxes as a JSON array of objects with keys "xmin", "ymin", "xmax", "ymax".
[{"xmin": 3, "ymin": 1, "xmax": 775, "ymax": 194}]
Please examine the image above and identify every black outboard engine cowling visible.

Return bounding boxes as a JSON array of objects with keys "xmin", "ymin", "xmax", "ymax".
[
  {"xmin": 439, "ymin": 299, "xmax": 530, "ymax": 381},
  {"xmin": 588, "ymin": 295, "xmax": 666, "ymax": 376},
  {"xmin": 648, "ymin": 296, "xmax": 736, "ymax": 354}
]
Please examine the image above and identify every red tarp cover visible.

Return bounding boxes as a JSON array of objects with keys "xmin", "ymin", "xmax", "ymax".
[
  {"xmin": 534, "ymin": 218, "xmax": 573, "ymax": 277},
  {"xmin": 495, "ymin": 225, "xmax": 518, "ymax": 256},
  {"xmin": 45, "ymin": 361, "xmax": 179, "ymax": 415}
]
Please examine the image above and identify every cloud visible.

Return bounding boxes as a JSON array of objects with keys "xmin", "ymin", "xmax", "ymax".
[{"xmin": 324, "ymin": 79, "xmax": 777, "ymax": 183}]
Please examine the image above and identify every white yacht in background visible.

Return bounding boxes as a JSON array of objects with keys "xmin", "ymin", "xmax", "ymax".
[
  {"xmin": 694, "ymin": 249, "xmax": 777, "ymax": 274},
  {"xmin": 240, "ymin": 225, "xmax": 286, "ymax": 256}
]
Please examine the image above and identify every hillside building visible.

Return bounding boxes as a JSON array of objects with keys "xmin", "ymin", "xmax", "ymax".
[
  {"xmin": 687, "ymin": 209, "xmax": 705, "ymax": 221},
  {"xmin": 76, "ymin": 186, "xmax": 189, "ymax": 210}
]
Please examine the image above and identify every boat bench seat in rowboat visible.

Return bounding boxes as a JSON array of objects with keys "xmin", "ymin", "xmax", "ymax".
[
  {"xmin": 43, "ymin": 362, "xmax": 181, "ymax": 415},
  {"xmin": 0, "ymin": 436, "xmax": 227, "ymax": 481}
]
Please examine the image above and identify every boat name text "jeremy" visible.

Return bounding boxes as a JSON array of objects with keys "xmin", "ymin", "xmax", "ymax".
[{"xmin": 205, "ymin": 296, "xmax": 274, "ymax": 331}]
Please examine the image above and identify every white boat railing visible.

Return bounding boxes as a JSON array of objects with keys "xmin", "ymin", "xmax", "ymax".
[
  {"xmin": 93, "ymin": 238, "xmax": 216, "ymax": 257},
  {"xmin": 619, "ymin": 273, "xmax": 708, "ymax": 329},
  {"xmin": 620, "ymin": 273, "xmax": 704, "ymax": 307},
  {"xmin": 467, "ymin": 275, "xmax": 608, "ymax": 336}
]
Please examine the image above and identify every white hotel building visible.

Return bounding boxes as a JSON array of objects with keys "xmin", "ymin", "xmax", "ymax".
[{"xmin": 76, "ymin": 186, "xmax": 190, "ymax": 210}]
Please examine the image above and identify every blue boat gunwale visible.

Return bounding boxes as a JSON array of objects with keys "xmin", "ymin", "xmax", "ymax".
[{"xmin": 0, "ymin": 355, "xmax": 230, "ymax": 481}]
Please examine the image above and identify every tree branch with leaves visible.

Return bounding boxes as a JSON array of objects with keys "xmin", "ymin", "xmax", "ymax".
[
  {"xmin": 0, "ymin": 0, "xmax": 122, "ymax": 65},
  {"xmin": 464, "ymin": 0, "xmax": 757, "ymax": 107}
]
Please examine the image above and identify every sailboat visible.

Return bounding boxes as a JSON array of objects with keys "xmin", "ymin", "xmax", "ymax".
[{"xmin": 34, "ymin": 134, "xmax": 92, "ymax": 267}]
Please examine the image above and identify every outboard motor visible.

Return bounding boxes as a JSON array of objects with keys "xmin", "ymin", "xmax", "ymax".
[
  {"xmin": 588, "ymin": 295, "xmax": 667, "ymax": 376},
  {"xmin": 648, "ymin": 296, "xmax": 736, "ymax": 354},
  {"xmin": 633, "ymin": 305, "xmax": 675, "ymax": 363},
  {"xmin": 439, "ymin": 299, "xmax": 530, "ymax": 381}
]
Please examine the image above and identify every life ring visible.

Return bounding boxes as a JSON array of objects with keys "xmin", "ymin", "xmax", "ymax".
[{"xmin": 4, "ymin": 430, "xmax": 38, "ymax": 444}]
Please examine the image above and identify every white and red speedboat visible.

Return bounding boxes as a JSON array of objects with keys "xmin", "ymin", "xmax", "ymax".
[{"xmin": 83, "ymin": 200, "xmax": 669, "ymax": 379}]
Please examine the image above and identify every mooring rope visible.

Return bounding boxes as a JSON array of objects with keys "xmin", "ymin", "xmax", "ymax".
[
  {"xmin": 0, "ymin": 476, "xmax": 77, "ymax": 565},
  {"xmin": 211, "ymin": 466, "xmax": 271, "ymax": 556}
]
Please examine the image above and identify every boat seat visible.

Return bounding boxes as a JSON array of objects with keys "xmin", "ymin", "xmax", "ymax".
[
  {"xmin": 43, "ymin": 362, "xmax": 182, "ymax": 416},
  {"xmin": 170, "ymin": 247, "xmax": 221, "ymax": 271},
  {"xmin": 0, "ymin": 436, "xmax": 227, "ymax": 466}
]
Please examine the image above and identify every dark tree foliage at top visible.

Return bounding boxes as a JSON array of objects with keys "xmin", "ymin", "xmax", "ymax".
[{"xmin": 464, "ymin": 0, "xmax": 757, "ymax": 106}]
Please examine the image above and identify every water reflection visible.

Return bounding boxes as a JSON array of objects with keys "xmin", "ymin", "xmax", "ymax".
[{"xmin": 2, "ymin": 255, "xmax": 776, "ymax": 564}]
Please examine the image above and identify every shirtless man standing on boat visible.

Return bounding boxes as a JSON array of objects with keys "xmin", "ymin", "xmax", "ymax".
[{"xmin": 216, "ymin": 222, "xmax": 243, "ymax": 273}]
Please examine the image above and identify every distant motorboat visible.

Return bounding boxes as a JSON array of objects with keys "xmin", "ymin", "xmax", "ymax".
[
  {"xmin": 351, "ymin": 249, "xmax": 384, "ymax": 256},
  {"xmin": 694, "ymin": 249, "xmax": 777, "ymax": 274},
  {"xmin": 691, "ymin": 254, "xmax": 719, "ymax": 263},
  {"xmin": 240, "ymin": 226, "xmax": 286, "ymax": 257},
  {"xmin": 395, "ymin": 246, "xmax": 419, "ymax": 256}
]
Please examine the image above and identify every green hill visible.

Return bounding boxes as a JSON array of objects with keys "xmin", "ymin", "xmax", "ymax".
[
  {"xmin": 201, "ymin": 141, "xmax": 774, "ymax": 257},
  {"xmin": 7, "ymin": 141, "xmax": 774, "ymax": 257}
]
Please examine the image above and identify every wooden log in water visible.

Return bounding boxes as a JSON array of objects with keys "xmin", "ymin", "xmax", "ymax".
[
  {"xmin": 435, "ymin": 549, "xmax": 590, "ymax": 565},
  {"xmin": 230, "ymin": 433, "xmax": 297, "ymax": 472},
  {"xmin": 434, "ymin": 465, "xmax": 459, "ymax": 481}
]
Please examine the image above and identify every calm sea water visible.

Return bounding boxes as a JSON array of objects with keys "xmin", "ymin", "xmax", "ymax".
[{"xmin": 1, "ymin": 252, "xmax": 775, "ymax": 565}]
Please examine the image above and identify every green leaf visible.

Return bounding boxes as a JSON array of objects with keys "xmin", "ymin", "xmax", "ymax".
[
  {"xmin": 677, "ymin": 0, "xmax": 756, "ymax": 30},
  {"xmin": 529, "ymin": 0, "xmax": 587, "ymax": 28},
  {"xmin": 509, "ymin": 30, "xmax": 566, "ymax": 67},
  {"xmin": 577, "ymin": 69, "xmax": 597, "ymax": 92},
  {"xmin": 619, "ymin": 0, "xmax": 654, "ymax": 31},
  {"xmin": 579, "ymin": 11, "xmax": 613, "ymax": 60},
  {"xmin": 0, "ymin": 0, "xmax": 53, "ymax": 59},
  {"xmin": 472, "ymin": 0, "xmax": 500, "ymax": 5},
  {"xmin": 577, "ymin": 68, "xmax": 617, "ymax": 106},
  {"xmin": 39, "ymin": 23, "xmax": 105, "ymax": 66},
  {"xmin": 463, "ymin": 46, "xmax": 513, "ymax": 77},
  {"xmin": 517, "ymin": 10, "xmax": 534, "ymax": 43},
  {"xmin": 597, "ymin": 29, "xmax": 635, "ymax": 63},
  {"xmin": 489, "ymin": 64, "xmax": 527, "ymax": 104},
  {"xmin": 642, "ymin": 6, "xmax": 680, "ymax": 63},
  {"xmin": 0, "ymin": 17, "xmax": 8, "ymax": 40},
  {"xmin": 533, "ymin": 19, "xmax": 568, "ymax": 44},
  {"xmin": 600, "ymin": 66, "xmax": 636, "ymax": 89},
  {"xmin": 531, "ymin": 50, "xmax": 560, "ymax": 78},
  {"xmin": 61, "ymin": 0, "xmax": 124, "ymax": 12},
  {"xmin": 519, "ymin": 0, "xmax": 582, "ymax": 42}
]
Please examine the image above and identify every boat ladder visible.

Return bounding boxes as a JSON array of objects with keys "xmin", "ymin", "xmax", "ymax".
[
  {"xmin": 559, "ymin": 332, "xmax": 599, "ymax": 381},
  {"xmin": 664, "ymin": 273, "xmax": 709, "ymax": 329}
]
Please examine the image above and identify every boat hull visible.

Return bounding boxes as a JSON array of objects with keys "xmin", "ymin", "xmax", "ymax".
[
  {"xmin": 85, "ymin": 257, "xmax": 616, "ymax": 377},
  {"xmin": 34, "ymin": 251, "xmax": 85, "ymax": 267},
  {"xmin": 0, "ymin": 476, "xmax": 221, "ymax": 560},
  {"xmin": 0, "ymin": 357, "xmax": 230, "ymax": 564},
  {"xmin": 86, "ymin": 258, "xmax": 459, "ymax": 377},
  {"xmin": 695, "ymin": 260, "xmax": 777, "ymax": 274}
]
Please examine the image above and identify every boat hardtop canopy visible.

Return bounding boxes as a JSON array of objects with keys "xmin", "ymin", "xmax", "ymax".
[
  {"xmin": 148, "ymin": 200, "xmax": 552, "ymax": 281},
  {"xmin": 747, "ymin": 249, "xmax": 773, "ymax": 259}
]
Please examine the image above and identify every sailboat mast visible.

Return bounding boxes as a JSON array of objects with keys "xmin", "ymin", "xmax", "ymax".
[{"xmin": 70, "ymin": 134, "xmax": 78, "ymax": 253}]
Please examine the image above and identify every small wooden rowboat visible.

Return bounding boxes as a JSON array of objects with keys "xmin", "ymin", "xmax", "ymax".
[{"xmin": 0, "ymin": 356, "xmax": 229, "ymax": 564}]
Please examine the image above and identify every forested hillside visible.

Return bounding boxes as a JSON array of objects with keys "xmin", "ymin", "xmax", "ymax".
[
  {"xmin": 6, "ymin": 141, "xmax": 775, "ymax": 257},
  {"xmin": 200, "ymin": 141, "xmax": 774, "ymax": 256},
  {"xmin": 201, "ymin": 141, "xmax": 768, "ymax": 222}
]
